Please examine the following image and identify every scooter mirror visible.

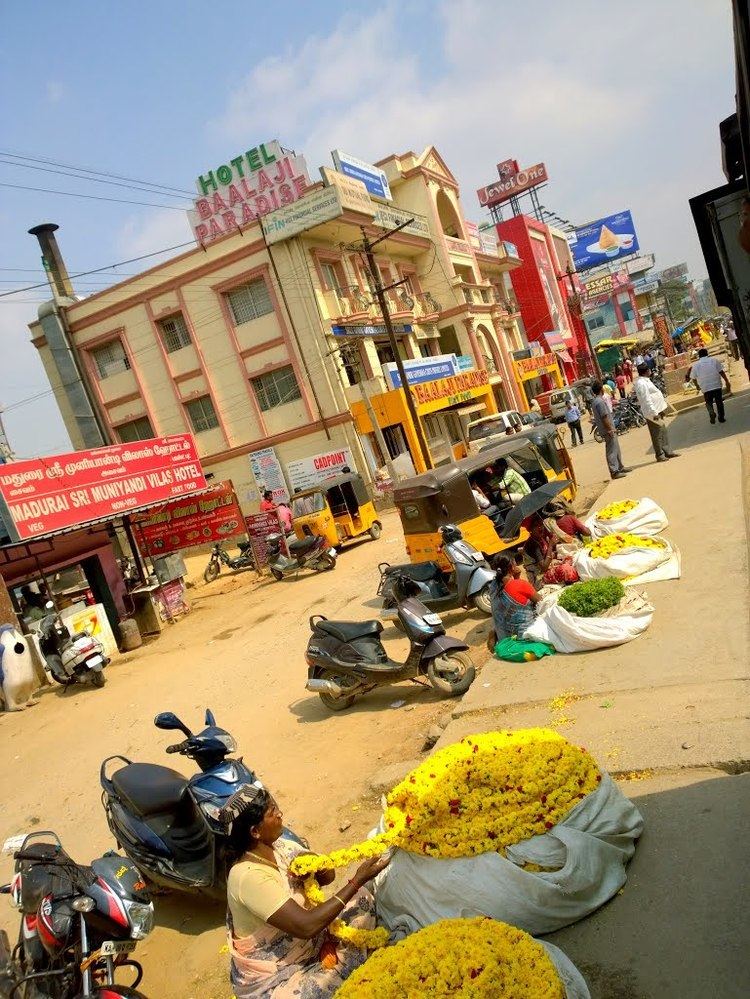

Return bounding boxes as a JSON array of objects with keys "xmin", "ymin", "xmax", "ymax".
[
  {"xmin": 205, "ymin": 708, "xmax": 216, "ymax": 726},
  {"xmin": 45, "ymin": 601, "xmax": 55, "ymax": 610},
  {"xmin": 154, "ymin": 711, "xmax": 193, "ymax": 737}
]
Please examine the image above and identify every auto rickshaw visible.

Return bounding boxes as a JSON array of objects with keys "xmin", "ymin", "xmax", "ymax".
[
  {"xmin": 394, "ymin": 432, "xmax": 576, "ymax": 568},
  {"xmin": 290, "ymin": 472, "xmax": 381, "ymax": 548}
]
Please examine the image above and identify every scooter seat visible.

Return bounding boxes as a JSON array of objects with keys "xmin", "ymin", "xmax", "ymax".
[
  {"xmin": 316, "ymin": 619, "xmax": 383, "ymax": 642},
  {"xmin": 112, "ymin": 763, "xmax": 189, "ymax": 817},
  {"xmin": 289, "ymin": 536, "xmax": 318, "ymax": 554},
  {"xmin": 382, "ymin": 561, "xmax": 443, "ymax": 583}
]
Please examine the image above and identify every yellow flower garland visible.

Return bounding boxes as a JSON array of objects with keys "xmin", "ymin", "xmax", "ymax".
[
  {"xmin": 334, "ymin": 917, "xmax": 565, "ymax": 997},
  {"xmin": 586, "ymin": 532, "xmax": 665, "ymax": 559},
  {"xmin": 300, "ymin": 875, "xmax": 390, "ymax": 950},
  {"xmin": 291, "ymin": 728, "xmax": 599, "ymax": 887},
  {"xmin": 595, "ymin": 499, "xmax": 638, "ymax": 521}
]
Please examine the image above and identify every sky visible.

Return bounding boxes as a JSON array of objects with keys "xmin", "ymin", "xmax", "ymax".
[{"xmin": 0, "ymin": 0, "xmax": 735, "ymax": 458}]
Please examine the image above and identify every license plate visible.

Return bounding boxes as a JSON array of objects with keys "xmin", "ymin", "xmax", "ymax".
[
  {"xmin": 100, "ymin": 939, "xmax": 136, "ymax": 956},
  {"xmin": 328, "ymin": 548, "xmax": 337, "ymax": 557},
  {"xmin": 471, "ymin": 551, "xmax": 485, "ymax": 562},
  {"xmin": 423, "ymin": 613, "xmax": 443, "ymax": 626},
  {"xmin": 87, "ymin": 655, "xmax": 103, "ymax": 667}
]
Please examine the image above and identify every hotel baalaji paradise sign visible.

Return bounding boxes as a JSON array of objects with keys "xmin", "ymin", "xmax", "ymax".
[
  {"xmin": 188, "ymin": 140, "xmax": 312, "ymax": 244},
  {"xmin": 412, "ymin": 368, "xmax": 491, "ymax": 414}
]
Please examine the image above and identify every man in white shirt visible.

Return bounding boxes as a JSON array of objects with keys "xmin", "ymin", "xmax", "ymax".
[
  {"xmin": 725, "ymin": 323, "xmax": 739, "ymax": 361},
  {"xmin": 688, "ymin": 348, "xmax": 731, "ymax": 424},
  {"xmin": 633, "ymin": 363, "xmax": 679, "ymax": 462}
]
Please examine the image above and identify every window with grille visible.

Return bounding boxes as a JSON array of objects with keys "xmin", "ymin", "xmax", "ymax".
[
  {"xmin": 251, "ymin": 365, "xmax": 301, "ymax": 411},
  {"xmin": 158, "ymin": 313, "xmax": 191, "ymax": 353},
  {"xmin": 116, "ymin": 417, "xmax": 154, "ymax": 443},
  {"xmin": 321, "ymin": 262, "xmax": 345, "ymax": 295},
  {"xmin": 587, "ymin": 315, "xmax": 606, "ymax": 330},
  {"xmin": 90, "ymin": 339, "xmax": 130, "ymax": 379},
  {"xmin": 185, "ymin": 395, "xmax": 220, "ymax": 433},
  {"xmin": 225, "ymin": 279, "xmax": 273, "ymax": 325}
]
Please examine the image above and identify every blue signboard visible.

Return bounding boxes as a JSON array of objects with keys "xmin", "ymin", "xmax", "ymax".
[
  {"xmin": 384, "ymin": 354, "xmax": 459, "ymax": 389},
  {"xmin": 331, "ymin": 323, "xmax": 412, "ymax": 338},
  {"xmin": 332, "ymin": 150, "xmax": 391, "ymax": 201},
  {"xmin": 567, "ymin": 210, "xmax": 640, "ymax": 272}
]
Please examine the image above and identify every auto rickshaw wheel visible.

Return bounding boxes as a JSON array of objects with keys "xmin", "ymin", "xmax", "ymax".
[
  {"xmin": 472, "ymin": 583, "xmax": 493, "ymax": 616},
  {"xmin": 427, "ymin": 651, "xmax": 476, "ymax": 696},
  {"xmin": 369, "ymin": 521, "xmax": 382, "ymax": 540}
]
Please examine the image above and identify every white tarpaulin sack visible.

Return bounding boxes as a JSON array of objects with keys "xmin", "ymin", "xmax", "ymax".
[
  {"xmin": 541, "ymin": 943, "xmax": 591, "ymax": 999},
  {"xmin": 374, "ymin": 774, "xmax": 643, "ymax": 939},
  {"xmin": 523, "ymin": 590, "xmax": 653, "ymax": 653},
  {"xmin": 585, "ymin": 497, "xmax": 668, "ymax": 538},
  {"xmin": 572, "ymin": 538, "xmax": 678, "ymax": 583}
]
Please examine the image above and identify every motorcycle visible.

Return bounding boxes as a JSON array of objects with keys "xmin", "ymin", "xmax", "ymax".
[
  {"xmin": 378, "ymin": 525, "xmax": 494, "ymax": 619},
  {"xmin": 592, "ymin": 397, "xmax": 645, "ymax": 443},
  {"xmin": 305, "ymin": 586, "xmax": 475, "ymax": 711},
  {"xmin": 265, "ymin": 533, "xmax": 336, "ymax": 581},
  {"xmin": 38, "ymin": 604, "xmax": 108, "ymax": 689},
  {"xmin": 203, "ymin": 540, "xmax": 256, "ymax": 584},
  {"xmin": 100, "ymin": 710, "xmax": 303, "ymax": 899},
  {"xmin": 0, "ymin": 830, "xmax": 153, "ymax": 998}
]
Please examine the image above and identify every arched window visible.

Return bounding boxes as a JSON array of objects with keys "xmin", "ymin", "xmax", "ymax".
[{"xmin": 435, "ymin": 190, "xmax": 463, "ymax": 239}]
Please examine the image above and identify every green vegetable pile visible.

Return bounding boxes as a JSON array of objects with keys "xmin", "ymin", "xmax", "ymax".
[{"xmin": 557, "ymin": 578, "xmax": 625, "ymax": 618}]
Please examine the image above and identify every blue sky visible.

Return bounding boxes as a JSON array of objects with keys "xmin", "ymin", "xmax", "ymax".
[{"xmin": 0, "ymin": 0, "xmax": 734, "ymax": 458}]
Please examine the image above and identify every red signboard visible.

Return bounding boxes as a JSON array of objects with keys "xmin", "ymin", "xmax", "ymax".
[
  {"xmin": 477, "ymin": 162, "xmax": 548, "ymax": 208},
  {"xmin": 0, "ymin": 435, "xmax": 205, "ymax": 543},
  {"xmin": 245, "ymin": 511, "xmax": 285, "ymax": 568},
  {"xmin": 131, "ymin": 480, "xmax": 244, "ymax": 555}
]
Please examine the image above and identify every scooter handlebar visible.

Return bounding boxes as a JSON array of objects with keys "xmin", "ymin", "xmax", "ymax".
[{"xmin": 166, "ymin": 742, "xmax": 187, "ymax": 754}]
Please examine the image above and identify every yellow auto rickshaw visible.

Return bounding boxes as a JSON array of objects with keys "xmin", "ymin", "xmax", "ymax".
[
  {"xmin": 291, "ymin": 472, "xmax": 381, "ymax": 548},
  {"xmin": 393, "ymin": 431, "xmax": 576, "ymax": 568}
]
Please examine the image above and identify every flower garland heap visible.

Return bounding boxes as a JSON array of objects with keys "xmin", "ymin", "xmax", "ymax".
[
  {"xmin": 595, "ymin": 499, "xmax": 638, "ymax": 522},
  {"xmin": 335, "ymin": 917, "xmax": 565, "ymax": 998},
  {"xmin": 291, "ymin": 729, "xmax": 601, "ymax": 948},
  {"xmin": 586, "ymin": 532, "xmax": 665, "ymax": 560}
]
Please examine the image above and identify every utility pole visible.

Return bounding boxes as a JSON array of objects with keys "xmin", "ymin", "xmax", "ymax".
[
  {"xmin": 360, "ymin": 226, "xmax": 432, "ymax": 471},
  {"xmin": 334, "ymin": 342, "xmax": 400, "ymax": 485},
  {"xmin": 0, "ymin": 405, "xmax": 15, "ymax": 463}
]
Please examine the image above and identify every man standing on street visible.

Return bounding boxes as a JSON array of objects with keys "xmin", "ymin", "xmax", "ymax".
[
  {"xmin": 564, "ymin": 400, "xmax": 584, "ymax": 447},
  {"xmin": 591, "ymin": 381, "xmax": 630, "ymax": 479},
  {"xmin": 633, "ymin": 363, "xmax": 680, "ymax": 463},
  {"xmin": 688, "ymin": 348, "xmax": 731, "ymax": 424},
  {"xmin": 725, "ymin": 322, "xmax": 740, "ymax": 361}
]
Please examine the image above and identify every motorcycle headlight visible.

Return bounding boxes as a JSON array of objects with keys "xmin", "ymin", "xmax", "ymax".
[{"xmin": 126, "ymin": 900, "xmax": 154, "ymax": 940}]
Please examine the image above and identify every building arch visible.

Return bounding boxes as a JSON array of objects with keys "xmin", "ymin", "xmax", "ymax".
[
  {"xmin": 476, "ymin": 322, "xmax": 502, "ymax": 374},
  {"xmin": 435, "ymin": 189, "xmax": 464, "ymax": 239}
]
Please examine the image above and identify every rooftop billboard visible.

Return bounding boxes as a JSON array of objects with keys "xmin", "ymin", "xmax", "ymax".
[{"xmin": 567, "ymin": 210, "xmax": 640, "ymax": 272}]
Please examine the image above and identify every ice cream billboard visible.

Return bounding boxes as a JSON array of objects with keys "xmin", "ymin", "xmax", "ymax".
[{"xmin": 567, "ymin": 210, "xmax": 640, "ymax": 272}]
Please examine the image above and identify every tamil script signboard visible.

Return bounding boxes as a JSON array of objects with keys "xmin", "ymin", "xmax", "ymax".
[
  {"xmin": 131, "ymin": 480, "xmax": 244, "ymax": 555},
  {"xmin": 286, "ymin": 448, "xmax": 356, "ymax": 492},
  {"xmin": 332, "ymin": 150, "xmax": 391, "ymax": 200},
  {"xmin": 188, "ymin": 140, "xmax": 311, "ymax": 244},
  {"xmin": 245, "ymin": 511, "xmax": 285, "ymax": 568},
  {"xmin": 0, "ymin": 435, "xmax": 205, "ymax": 543},
  {"xmin": 567, "ymin": 210, "xmax": 640, "ymax": 272}
]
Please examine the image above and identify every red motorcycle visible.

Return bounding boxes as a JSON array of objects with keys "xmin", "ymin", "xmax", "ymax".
[{"xmin": 0, "ymin": 831, "xmax": 153, "ymax": 998}]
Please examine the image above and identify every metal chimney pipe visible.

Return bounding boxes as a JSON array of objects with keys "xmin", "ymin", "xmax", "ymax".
[{"xmin": 28, "ymin": 222, "xmax": 74, "ymax": 301}]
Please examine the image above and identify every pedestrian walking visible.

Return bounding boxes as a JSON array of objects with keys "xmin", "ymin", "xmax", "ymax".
[
  {"xmin": 563, "ymin": 400, "xmax": 584, "ymax": 447},
  {"xmin": 623, "ymin": 358, "xmax": 633, "ymax": 382},
  {"xmin": 633, "ymin": 363, "xmax": 680, "ymax": 463},
  {"xmin": 688, "ymin": 348, "xmax": 731, "ymax": 424},
  {"xmin": 725, "ymin": 323, "xmax": 740, "ymax": 361},
  {"xmin": 615, "ymin": 371, "xmax": 627, "ymax": 399},
  {"xmin": 591, "ymin": 381, "xmax": 630, "ymax": 480}
]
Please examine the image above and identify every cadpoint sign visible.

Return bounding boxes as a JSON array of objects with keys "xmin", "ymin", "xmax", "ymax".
[{"xmin": 188, "ymin": 140, "xmax": 311, "ymax": 244}]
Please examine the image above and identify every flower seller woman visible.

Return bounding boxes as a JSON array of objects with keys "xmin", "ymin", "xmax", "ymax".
[
  {"xmin": 489, "ymin": 554, "xmax": 541, "ymax": 644},
  {"xmin": 221, "ymin": 785, "xmax": 390, "ymax": 998}
]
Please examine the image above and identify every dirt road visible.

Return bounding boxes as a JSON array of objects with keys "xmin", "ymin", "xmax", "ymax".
[{"xmin": 0, "ymin": 516, "xmax": 494, "ymax": 997}]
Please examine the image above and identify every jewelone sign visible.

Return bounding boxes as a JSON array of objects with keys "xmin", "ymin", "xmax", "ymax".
[{"xmin": 188, "ymin": 140, "xmax": 311, "ymax": 244}]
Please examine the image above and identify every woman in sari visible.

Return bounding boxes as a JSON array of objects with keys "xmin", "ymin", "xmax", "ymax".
[
  {"xmin": 221, "ymin": 785, "xmax": 390, "ymax": 998},
  {"xmin": 489, "ymin": 555, "xmax": 541, "ymax": 646},
  {"xmin": 525, "ymin": 515, "xmax": 580, "ymax": 586}
]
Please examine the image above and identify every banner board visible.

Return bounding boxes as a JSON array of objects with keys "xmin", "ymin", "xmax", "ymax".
[{"xmin": 131, "ymin": 480, "xmax": 244, "ymax": 555}]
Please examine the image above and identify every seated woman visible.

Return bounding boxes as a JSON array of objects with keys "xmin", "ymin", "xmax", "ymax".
[
  {"xmin": 543, "ymin": 500, "xmax": 591, "ymax": 547},
  {"xmin": 525, "ymin": 515, "xmax": 579, "ymax": 586},
  {"xmin": 489, "ymin": 554, "xmax": 541, "ymax": 645},
  {"xmin": 222, "ymin": 785, "xmax": 389, "ymax": 998}
]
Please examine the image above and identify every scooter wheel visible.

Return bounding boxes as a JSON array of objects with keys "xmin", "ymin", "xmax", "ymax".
[
  {"xmin": 204, "ymin": 561, "xmax": 220, "ymax": 584},
  {"xmin": 91, "ymin": 671, "xmax": 106, "ymax": 688},
  {"xmin": 270, "ymin": 567, "xmax": 284, "ymax": 581},
  {"xmin": 472, "ymin": 584, "xmax": 493, "ymax": 616},
  {"xmin": 593, "ymin": 428, "xmax": 603, "ymax": 444},
  {"xmin": 317, "ymin": 554, "xmax": 336, "ymax": 572},
  {"xmin": 427, "ymin": 651, "xmax": 476, "ymax": 696}
]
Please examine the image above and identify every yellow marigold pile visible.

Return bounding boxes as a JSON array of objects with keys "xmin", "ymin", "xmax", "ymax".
[
  {"xmin": 291, "ymin": 729, "xmax": 600, "ymax": 877},
  {"xmin": 586, "ymin": 532, "xmax": 665, "ymax": 560},
  {"xmin": 335, "ymin": 917, "xmax": 565, "ymax": 997},
  {"xmin": 595, "ymin": 499, "xmax": 638, "ymax": 521}
]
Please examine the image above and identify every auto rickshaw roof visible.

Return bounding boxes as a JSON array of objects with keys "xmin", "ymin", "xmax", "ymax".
[{"xmin": 292, "ymin": 472, "xmax": 368, "ymax": 499}]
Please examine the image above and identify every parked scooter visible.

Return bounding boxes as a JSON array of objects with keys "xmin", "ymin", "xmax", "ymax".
[
  {"xmin": 378, "ymin": 525, "xmax": 494, "ymax": 619},
  {"xmin": 38, "ymin": 602, "xmax": 108, "ymax": 689},
  {"xmin": 266, "ymin": 532, "xmax": 336, "ymax": 581},
  {"xmin": 305, "ymin": 586, "xmax": 475, "ymax": 711},
  {"xmin": 0, "ymin": 830, "xmax": 153, "ymax": 998},
  {"xmin": 203, "ymin": 539, "xmax": 256, "ymax": 583},
  {"xmin": 100, "ymin": 710, "xmax": 303, "ymax": 899}
]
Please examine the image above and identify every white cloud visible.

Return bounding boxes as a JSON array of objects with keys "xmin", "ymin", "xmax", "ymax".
[
  {"xmin": 46, "ymin": 81, "xmax": 65, "ymax": 104},
  {"xmin": 212, "ymin": 0, "xmax": 733, "ymax": 277},
  {"xmin": 116, "ymin": 208, "xmax": 193, "ymax": 262}
]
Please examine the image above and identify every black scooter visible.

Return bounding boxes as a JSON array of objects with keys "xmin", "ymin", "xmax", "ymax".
[
  {"xmin": 305, "ymin": 583, "xmax": 475, "ymax": 711},
  {"xmin": 266, "ymin": 532, "xmax": 336, "ymax": 581},
  {"xmin": 203, "ymin": 539, "xmax": 255, "ymax": 583}
]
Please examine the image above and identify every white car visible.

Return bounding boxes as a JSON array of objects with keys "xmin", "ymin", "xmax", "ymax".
[{"xmin": 466, "ymin": 411, "xmax": 524, "ymax": 453}]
